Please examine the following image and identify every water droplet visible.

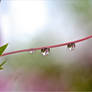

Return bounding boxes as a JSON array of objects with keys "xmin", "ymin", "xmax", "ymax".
[
  {"xmin": 67, "ymin": 43, "xmax": 75, "ymax": 51},
  {"xmin": 41, "ymin": 48, "xmax": 50, "ymax": 56},
  {"xmin": 29, "ymin": 50, "xmax": 34, "ymax": 54}
]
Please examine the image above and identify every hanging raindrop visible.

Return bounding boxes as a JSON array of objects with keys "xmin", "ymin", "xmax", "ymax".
[
  {"xmin": 67, "ymin": 43, "xmax": 75, "ymax": 51},
  {"xmin": 29, "ymin": 50, "xmax": 34, "ymax": 54},
  {"xmin": 41, "ymin": 48, "xmax": 50, "ymax": 56}
]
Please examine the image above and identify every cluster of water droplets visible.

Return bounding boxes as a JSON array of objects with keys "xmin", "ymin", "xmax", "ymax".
[
  {"xmin": 29, "ymin": 48, "xmax": 50, "ymax": 56},
  {"xmin": 29, "ymin": 42, "xmax": 76, "ymax": 56}
]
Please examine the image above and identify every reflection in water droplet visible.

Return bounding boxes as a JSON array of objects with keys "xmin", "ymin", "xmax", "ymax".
[
  {"xmin": 67, "ymin": 43, "xmax": 75, "ymax": 51},
  {"xmin": 41, "ymin": 48, "xmax": 50, "ymax": 56}
]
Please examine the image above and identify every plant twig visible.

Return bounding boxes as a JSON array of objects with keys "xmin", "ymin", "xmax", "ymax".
[{"xmin": 1, "ymin": 35, "xmax": 92, "ymax": 57}]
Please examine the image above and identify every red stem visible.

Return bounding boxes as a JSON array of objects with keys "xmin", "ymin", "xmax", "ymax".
[{"xmin": 1, "ymin": 35, "xmax": 92, "ymax": 57}]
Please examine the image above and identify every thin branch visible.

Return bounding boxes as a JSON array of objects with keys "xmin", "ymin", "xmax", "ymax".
[{"xmin": 1, "ymin": 35, "xmax": 92, "ymax": 57}]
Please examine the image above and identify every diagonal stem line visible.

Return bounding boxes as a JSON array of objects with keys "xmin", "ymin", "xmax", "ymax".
[{"xmin": 1, "ymin": 35, "xmax": 92, "ymax": 57}]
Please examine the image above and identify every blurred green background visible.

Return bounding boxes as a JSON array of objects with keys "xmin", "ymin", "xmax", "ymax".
[{"xmin": 0, "ymin": 0, "xmax": 92, "ymax": 91}]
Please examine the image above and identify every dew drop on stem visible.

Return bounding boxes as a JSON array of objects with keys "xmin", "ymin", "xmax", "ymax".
[
  {"xmin": 67, "ymin": 43, "xmax": 75, "ymax": 51},
  {"xmin": 41, "ymin": 48, "xmax": 50, "ymax": 56},
  {"xmin": 29, "ymin": 50, "xmax": 34, "ymax": 54}
]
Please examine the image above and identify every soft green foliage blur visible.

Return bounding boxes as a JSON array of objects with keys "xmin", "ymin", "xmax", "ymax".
[
  {"xmin": 0, "ymin": 60, "xmax": 6, "ymax": 70},
  {"xmin": 0, "ymin": 43, "xmax": 8, "ymax": 55},
  {"xmin": 0, "ymin": 43, "xmax": 8, "ymax": 70}
]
